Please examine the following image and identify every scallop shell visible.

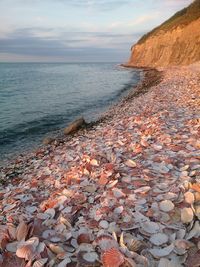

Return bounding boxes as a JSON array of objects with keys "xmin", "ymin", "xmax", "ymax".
[
  {"xmin": 121, "ymin": 258, "xmax": 137, "ymax": 267},
  {"xmin": 32, "ymin": 258, "xmax": 48, "ymax": 267},
  {"xmin": 57, "ymin": 257, "xmax": 71, "ymax": 267},
  {"xmin": 94, "ymin": 235, "xmax": 118, "ymax": 252},
  {"xmin": 149, "ymin": 233, "xmax": 168, "ymax": 246},
  {"xmin": 181, "ymin": 208, "xmax": 194, "ymax": 223},
  {"xmin": 44, "ymin": 208, "xmax": 55, "ymax": 219},
  {"xmin": 119, "ymin": 233, "xmax": 145, "ymax": 252},
  {"xmin": 102, "ymin": 247, "xmax": 124, "ymax": 267},
  {"xmin": 26, "ymin": 236, "xmax": 40, "ymax": 249},
  {"xmin": 77, "ymin": 233, "xmax": 92, "ymax": 245},
  {"xmin": 186, "ymin": 221, "xmax": 200, "ymax": 240},
  {"xmin": 48, "ymin": 243, "xmax": 65, "ymax": 254},
  {"xmin": 6, "ymin": 241, "xmax": 18, "ymax": 252},
  {"xmin": 16, "ymin": 244, "xmax": 34, "ymax": 260},
  {"xmin": 159, "ymin": 200, "xmax": 174, "ymax": 212},
  {"xmin": 127, "ymin": 239, "xmax": 145, "ymax": 252},
  {"xmin": 77, "ymin": 251, "xmax": 99, "ymax": 266},
  {"xmin": 149, "ymin": 244, "xmax": 174, "ymax": 258},
  {"xmin": 140, "ymin": 221, "xmax": 160, "ymax": 234},
  {"xmin": 16, "ymin": 220, "xmax": 28, "ymax": 241}
]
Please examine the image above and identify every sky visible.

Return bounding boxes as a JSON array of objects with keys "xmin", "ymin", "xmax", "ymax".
[{"xmin": 0, "ymin": 0, "xmax": 193, "ymax": 62}]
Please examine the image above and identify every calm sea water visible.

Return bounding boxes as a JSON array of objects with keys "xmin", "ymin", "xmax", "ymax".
[{"xmin": 0, "ymin": 63, "xmax": 141, "ymax": 162}]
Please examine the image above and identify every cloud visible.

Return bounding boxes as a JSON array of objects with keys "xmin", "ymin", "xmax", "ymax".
[{"xmin": 0, "ymin": 27, "xmax": 144, "ymax": 61}]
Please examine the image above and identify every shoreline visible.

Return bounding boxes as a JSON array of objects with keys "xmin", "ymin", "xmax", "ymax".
[
  {"xmin": 0, "ymin": 63, "xmax": 199, "ymax": 266},
  {"xmin": 0, "ymin": 67, "xmax": 158, "ymax": 177}
]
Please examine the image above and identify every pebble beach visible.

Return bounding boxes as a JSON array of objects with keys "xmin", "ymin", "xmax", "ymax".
[{"xmin": 0, "ymin": 63, "xmax": 200, "ymax": 267}]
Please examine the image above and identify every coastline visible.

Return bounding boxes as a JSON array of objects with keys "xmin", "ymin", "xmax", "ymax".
[
  {"xmin": 0, "ymin": 63, "xmax": 200, "ymax": 266},
  {"xmin": 0, "ymin": 66, "xmax": 156, "ymax": 175}
]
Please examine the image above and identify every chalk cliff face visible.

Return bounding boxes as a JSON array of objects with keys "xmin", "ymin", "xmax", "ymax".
[{"xmin": 127, "ymin": 0, "xmax": 200, "ymax": 67}]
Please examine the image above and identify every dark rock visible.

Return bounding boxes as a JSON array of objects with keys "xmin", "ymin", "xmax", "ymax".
[{"xmin": 64, "ymin": 117, "xmax": 86, "ymax": 135}]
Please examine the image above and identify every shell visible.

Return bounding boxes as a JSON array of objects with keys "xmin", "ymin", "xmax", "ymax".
[
  {"xmin": 44, "ymin": 208, "xmax": 55, "ymax": 219},
  {"xmin": 127, "ymin": 239, "xmax": 145, "ymax": 252},
  {"xmin": 174, "ymin": 239, "xmax": 194, "ymax": 255},
  {"xmin": 159, "ymin": 200, "xmax": 174, "ymax": 212},
  {"xmin": 184, "ymin": 192, "xmax": 195, "ymax": 204},
  {"xmin": 7, "ymin": 224, "xmax": 17, "ymax": 240},
  {"xmin": 94, "ymin": 235, "xmax": 118, "ymax": 252},
  {"xmin": 48, "ymin": 243, "xmax": 65, "ymax": 254},
  {"xmin": 121, "ymin": 258, "xmax": 137, "ymax": 267},
  {"xmin": 16, "ymin": 221, "xmax": 28, "ymax": 241},
  {"xmin": 181, "ymin": 208, "xmax": 194, "ymax": 223},
  {"xmin": 26, "ymin": 237, "xmax": 40, "ymax": 249},
  {"xmin": 125, "ymin": 160, "xmax": 136, "ymax": 168},
  {"xmin": 149, "ymin": 244, "xmax": 174, "ymax": 258},
  {"xmin": 140, "ymin": 221, "xmax": 160, "ymax": 234},
  {"xmin": 16, "ymin": 244, "xmax": 35, "ymax": 260},
  {"xmin": 186, "ymin": 221, "xmax": 200, "ymax": 240},
  {"xmin": 77, "ymin": 251, "xmax": 99, "ymax": 266},
  {"xmin": 102, "ymin": 247, "xmax": 124, "ymax": 267},
  {"xmin": 6, "ymin": 241, "xmax": 18, "ymax": 252},
  {"xmin": 57, "ymin": 257, "xmax": 71, "ymax": 267},
  {"xmin": 149, "ymin": 233, "xmax": 168, "ymax": 246},
  {"xmin": 77, "ymin": 233, "xmax": 92, "ymax": 244},
  {"xmin": 32, "ymin": 258, "xmax": 48, "ymax": 267},
  {"xmin": 158, "ymin": 258, "xmax": 177, "ymax": 267},
  {"xmin": 99, "ymin": 220, "xmax": 109, "ymax": 229}
]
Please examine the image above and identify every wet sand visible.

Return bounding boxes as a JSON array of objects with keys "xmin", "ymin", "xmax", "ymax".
[{"xmin": 0, "ymin": 63, "xmax": 199, "ymax": 267}]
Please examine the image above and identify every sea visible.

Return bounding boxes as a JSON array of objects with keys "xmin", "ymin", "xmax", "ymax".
[{"xmin": 0, "ymin": 63, "xmax": 142, "ymax": 163}]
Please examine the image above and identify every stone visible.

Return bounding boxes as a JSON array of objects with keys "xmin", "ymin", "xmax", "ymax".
[
  {"xmin": 42, "ymin": 137, "xmax": 55, "ymax": 145},
  {"xmin": 64, "ymin": 117, "xmax": 86, "ymax": 135}
]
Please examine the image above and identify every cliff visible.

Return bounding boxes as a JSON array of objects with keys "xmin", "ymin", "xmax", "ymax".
[{"xmin": 127, "ymin": 0, "xmax": 200, "ymax": 67}]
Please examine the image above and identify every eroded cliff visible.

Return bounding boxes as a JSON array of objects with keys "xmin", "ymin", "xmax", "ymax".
[{"xmin": 127, "ymin": 0, "xmax": 200, "ymax": 67}]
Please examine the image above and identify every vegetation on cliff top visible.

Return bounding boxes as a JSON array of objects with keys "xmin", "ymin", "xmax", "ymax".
[{"xmin": 138, "ymin": 0, "xmax": 200, "ymax": 44}]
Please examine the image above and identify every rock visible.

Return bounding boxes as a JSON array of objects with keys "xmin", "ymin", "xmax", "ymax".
[
  {"xmin": 181, "ymin": 208, "xmax": 194, "ymax": 223},
  {"xmin": 42, "ymin": 137, "xmax": 55, "ymax": 145},
  {"xmin": 159, "ymin": 200, "xmax": 174, "ymax": 212},
  {"xmin": 64, "ymin": 117, "xmax": 86, "ymax": 135}
]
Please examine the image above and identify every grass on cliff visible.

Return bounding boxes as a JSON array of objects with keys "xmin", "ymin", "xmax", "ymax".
[{"xmin": 138, "ymin": 0, "xmax": 200, "ymax": 44}]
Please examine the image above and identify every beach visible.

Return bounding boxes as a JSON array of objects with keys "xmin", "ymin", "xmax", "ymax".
[{"xmin": 0, "ymin": 63, "xmax": 200, "ymax": 266}]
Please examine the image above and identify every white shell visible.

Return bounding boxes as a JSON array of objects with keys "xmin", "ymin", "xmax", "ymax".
[
  {"xmin": 186, "ymin": 221, "xmax": 200, "ymax": 240},
  {"xmin": 32, "ymin": 258, "xmax": 48, "ymax": 267},
  {"xmin": 140, "ymin": 221, "xmax": 160, "ymax": 234},
  {"xmin": 149, "ymin": 244, "xmax": 174, "ymax": 258},
  {"xmin": 150, "ymin": 233, "xmax": 168, "ymax": 246},
  {"xmin": 57, "ymin": 257, "xmax": 71, "ymax": 267},
  {"xmin": 82, "ymin": 252, "xmax": 99, "ymax": 262},
  {"xmin": 159, "ymin": 200, "xmax": 174, "ymax": 212},
  {"xmin": 99, "ymin": 220, "xmax": 109, "ymax": 229},
  {"xmin": 114, "ymin": 206, "xmax": 124, "ymax": 214},
  {"xmin": 158, "ymin": 258, "xmax": 177, "ymax": 267},
  {"xmin": 6, "ymin": 241, "xmax": 18, "ymax": 252},
  {"xmin": 181, "ymin": 208, "xmax": 194, "ymax": 223}
]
